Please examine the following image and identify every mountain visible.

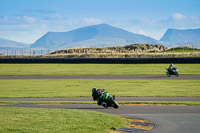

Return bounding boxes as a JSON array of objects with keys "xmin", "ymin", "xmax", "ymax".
[
  {"xmin": 31, "ymin": 24, "xmax": 159, "ymax": 49},
  {"xmin": 160, "ymin": 28, "xmax": 200, "ymax": 48},
  {"xmin": 0, "ymin": 38, "xmax": 27, "ymax": 50}
]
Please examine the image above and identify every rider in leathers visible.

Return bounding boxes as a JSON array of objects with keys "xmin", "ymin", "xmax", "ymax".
[{"xmin": 92, "ymin": 88, "xmax": 105, "ymax": 106}]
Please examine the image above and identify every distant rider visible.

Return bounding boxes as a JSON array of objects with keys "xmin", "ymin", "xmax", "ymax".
[
  {"xmin": 92, "ymin": 88, "xmax": 105, "ymax": 106},
  {"xmin": 168, "ymin": 63, "xmax": 175, "ymax": 72}
]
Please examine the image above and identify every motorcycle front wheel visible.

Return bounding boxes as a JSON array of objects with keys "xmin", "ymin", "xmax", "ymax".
[
  {"xmin": 175, "ymin": 72, "xmax": 179, "ymax": 77},
  {"xmin": 112, "ymin": 99, "xmax": 119, "ymax": 109},
  {"xmin": 167, "ymin": 73, "xmax": 171, "ymax": 77}
]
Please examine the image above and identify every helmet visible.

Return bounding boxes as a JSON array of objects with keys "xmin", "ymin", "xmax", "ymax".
[
  {"xmin": 92, "ymin": 88, "xmax": 96, "ymax": 93},
  {"xmin": 170, "ymin": 63, "xmax": 173, "ymax": 66}
]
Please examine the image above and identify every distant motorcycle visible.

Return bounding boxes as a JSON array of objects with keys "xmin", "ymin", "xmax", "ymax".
[{"xmin": 166, "ymin": 67, "xmax": 179, "ymax": 77}]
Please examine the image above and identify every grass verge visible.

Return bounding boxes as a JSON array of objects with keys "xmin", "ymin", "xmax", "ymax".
[
  {"xmin": 0, "ymin": 79, "xmax": 200, "ymax": 97},
  {"xmin": 1, "ymin": 101, "xmax": 200, "ymax": 106},
  {"xmin": 0, "ymin": 107, "xmax": 129, "ymax": 133},
  {"xmin": 0, "ymin": 64, "xmax": 200, "ymax": 75}
]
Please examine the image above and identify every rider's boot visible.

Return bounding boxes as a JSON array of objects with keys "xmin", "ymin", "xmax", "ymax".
[
  {"xmin": 113, "ymin": 95, "xmax": 115, "ymax": 100},
  {"xmin": 101, "ymin": 102, "xmax": 108, "ymax": 108}
]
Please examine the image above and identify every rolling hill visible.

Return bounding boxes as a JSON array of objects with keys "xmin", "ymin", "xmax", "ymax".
[
  {"xmin": 160, "ymin": 28, "xmax": 200, "ymax": 48},
  {"xmin": 0, "ymin": 38, "xmax": 27, "ymax": 50},
  {"xmin": 31, "ymin": 24, "xmax": 159, "ymax": 49}
]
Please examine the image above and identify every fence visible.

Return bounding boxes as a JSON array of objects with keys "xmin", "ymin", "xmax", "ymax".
[
  {"xmin": 0, "ymin": 49, "xmax": 54, "ymax": 56},
  {"xmin": 0, "ymin": 57, "xmax": 200, "ymax": 64}
]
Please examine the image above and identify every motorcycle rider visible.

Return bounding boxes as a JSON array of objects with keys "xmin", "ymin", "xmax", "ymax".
[
  {"xmin": 168, "ymin": 63, "xmax": 175, "ymax": 72},
  {"xmin": 92, "ymin": 88, "xmax": 107, "ymax": 107}
]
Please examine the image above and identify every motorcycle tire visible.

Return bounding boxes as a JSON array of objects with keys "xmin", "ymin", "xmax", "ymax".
[
  {"xmin": 112, "ymin": 99, "xmax": 119, "ymax": 109},
  {"xmin": 175, "ymin": 72, "xmax": 179, "ymax": 77},
  {"xmin": 103, "ymin": 104, "xmax": 108, "ymax": 108},
  {"xmin": 113, "ymin": 95, "xmax": 115, "ymax": 100}
]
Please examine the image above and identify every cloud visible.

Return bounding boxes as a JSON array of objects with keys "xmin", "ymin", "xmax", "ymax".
[
  {"xmin": 171, "ymin": 13, "xmax": 187, "ymax": 20},
  {"xmin": 24, "ymin": 9, "xmax": 55, "ymax": 14},
  {"xmin": 83, "ymin": 18, "xmax": 102, "ymax": 24},
  {"xmin": 191, "ymin": 16, "xmax": 200, "ymax": 24},
  {"xmin": 0, "ymin": 15, "xmax": 37, "ymax": 25},
  {"xmin": 23, "ymin": 16, "xmax": 36, "ymax": 23},
  {"xmin": 138, "ymin": 30, "xmax": 147, "ymax": 36},
  {"xmin": 50, "ymin": 14, "xmax": 67, "ymax": 20}
]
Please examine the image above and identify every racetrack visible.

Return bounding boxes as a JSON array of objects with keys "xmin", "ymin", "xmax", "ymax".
[
  {"xmin": 0, "ymin": 75, "xmax": 200, "ymax": 80},
  {"xmin": 3, "ymin": 103, "xmax": 199, "ymax": 114},
  {"xmin": 1, "ymin": 74, "xmax": 200, "ymax": 132}
]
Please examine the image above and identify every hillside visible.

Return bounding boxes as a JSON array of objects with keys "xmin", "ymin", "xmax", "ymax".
[
  {"xmin": 31, "ymin": 24, "xmax": 159, "ymax": 49},
  {"xmin": 0, "ymin": 38, "xmax": 27, "ymax": 50},
  {"xmin": 160, "ymin": 28, "xmax": 200, "ymax": 48},
  {"xmin": 50, "ymin": 44, "xmax": 167, "ymax": 55}
]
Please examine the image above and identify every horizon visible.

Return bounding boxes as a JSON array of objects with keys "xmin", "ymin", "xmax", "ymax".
[{"xmin": 0, "ymin": 0, "xmax": 200, "ymax": 44}]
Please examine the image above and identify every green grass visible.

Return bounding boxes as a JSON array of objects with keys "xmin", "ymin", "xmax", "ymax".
[
  {"xmin": 165, "ymin": 48, "xmax": 200, "ymax": 53},
  {"xmin": 1, "ymin": 101, "xmax": 200, "ymax": 106},
  {"xmin": 119, "ymin": 101, "xmax": 200, "ymax": 106},
  {"xmin": 0, "ymin": 107, "xmax": 129, "ymax": 133},
  {"xmin": 0, "ymin": 64, "xmax": 200, "ymax": 75},
  {"xmin": 0, "ymin": 79, "xmax": 200, "ymax": 97}
]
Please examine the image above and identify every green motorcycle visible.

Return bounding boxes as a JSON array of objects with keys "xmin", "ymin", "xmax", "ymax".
[
  {"xmin": 101, "ymin": 92, "xmax": 119, "ymax": 109},
  {"xmin": 166, "ymin": 67, "xmax": 179, "ymax": 77}
]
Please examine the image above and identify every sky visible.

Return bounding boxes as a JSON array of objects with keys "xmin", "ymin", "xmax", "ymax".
[{"xmin": 0, "ymin": 0, "xmax": 200, "ymax": 44}]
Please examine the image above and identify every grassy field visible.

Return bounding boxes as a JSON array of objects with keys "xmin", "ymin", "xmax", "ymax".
[
  {"xmin": 0, "ymin": 64, "xmax": 200, "ymax": 75},
  {"xmin": 0, "ymin": 107, "xmax": 129, "ymax": 133},
  {"xmin": 0, "ymin": 79, "xmax": 200, "ymax": 97}
]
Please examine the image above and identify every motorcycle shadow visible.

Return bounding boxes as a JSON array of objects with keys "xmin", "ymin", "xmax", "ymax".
[
  {"xmin": 63, "ymin": 103, "xmax": 111, "ymax": 110},
  {"xmin": 143, "ymin": 75, "xmax": 167, "ymax": 79},
  {"xmin": 66, "ymin": 107, "xmax": 107, "ymax": 110}
]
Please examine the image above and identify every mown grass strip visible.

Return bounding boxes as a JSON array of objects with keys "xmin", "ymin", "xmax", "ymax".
[
  {"xmin": 0, "ymin": 79, "xmax": 200, "ymax": 97},
  {"xmin": 0, "ymin": 107, "xmax": 130, "ymax": 133},
  {"xmin": 119, "ymin": 101, "xmax": 200, "ymax": 106},
  {"xmin": 0, "ymin": 64, "xmax": 200, "ymax": 75},
  {"xmin": 0, "ymin": 101, "xmax": 96, "ymax": 104}
]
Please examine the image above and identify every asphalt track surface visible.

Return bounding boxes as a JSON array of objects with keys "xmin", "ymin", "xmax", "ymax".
[{"xmin": 0, "ymin": 75, "xmax": 200, "ymax": 80}]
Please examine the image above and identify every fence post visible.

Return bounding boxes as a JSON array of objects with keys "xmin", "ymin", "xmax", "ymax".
[
  {"xmin": 193, "ymin": 47, "xmax": 194, "ymax": 54},
  {"xmin": 163, "ymin": 49, "xmax": 165, "ymax": 57}
]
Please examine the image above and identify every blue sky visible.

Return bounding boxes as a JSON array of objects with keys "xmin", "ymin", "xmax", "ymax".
[{"xmin": 0, "ymin": 0, "xmax": 200, "ymax": 44}]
